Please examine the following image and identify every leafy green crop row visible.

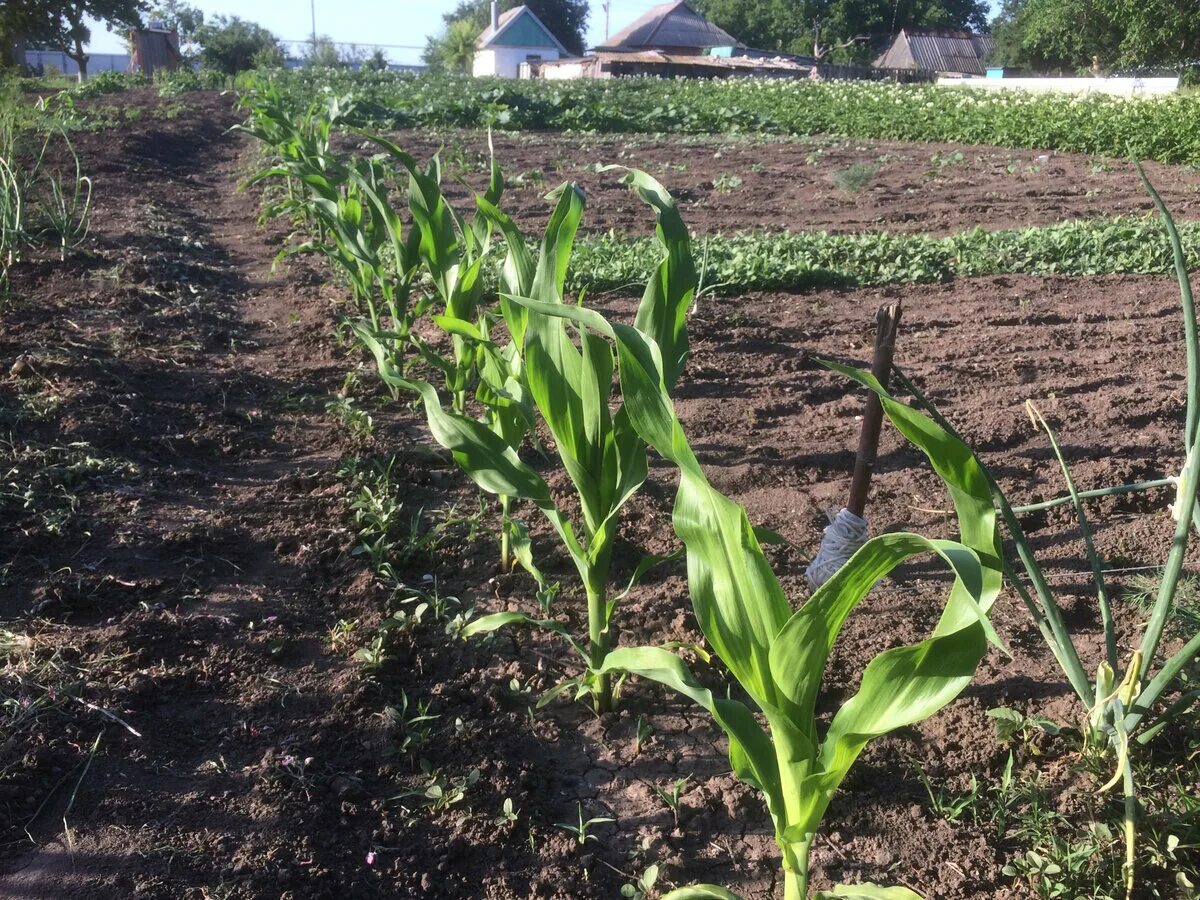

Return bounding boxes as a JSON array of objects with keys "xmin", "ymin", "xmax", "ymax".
[
  {"xmin": 242, "ymin": 68, "xmax": 1200, "ymax": 164},
  {"xmin": 560, "ymin": 216, "xmax": 1200, "ymax": 294}
]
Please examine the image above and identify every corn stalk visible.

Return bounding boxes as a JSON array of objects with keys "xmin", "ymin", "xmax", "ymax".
[{"xmin": 513, "ymin": 301, "xmax": 1003, "ymax": 898}]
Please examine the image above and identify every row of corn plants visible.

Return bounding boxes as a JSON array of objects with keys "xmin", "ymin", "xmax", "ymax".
[
  {"xmin": 236, "ymin": 85, "xmax": 1199, "ymax": 898},
  {"xmin": 244, "ymin": 67, "xmax": 1200, "ymax": 165}
]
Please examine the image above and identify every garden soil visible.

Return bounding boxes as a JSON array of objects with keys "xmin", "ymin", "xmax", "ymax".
[{"xmin": 1, "ymin": 89, "xmax": 1196, "ymax": 899}]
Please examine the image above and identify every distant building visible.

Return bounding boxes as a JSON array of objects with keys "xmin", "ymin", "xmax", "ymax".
[
  {"xmin": 129, "ymin": 22, "xmax": 182, "ymax": 77},
  {"xmin": 473, "ymin": 2, "xmax": 568, "ymax": 79},
  {"xmin": 534, "ymin": 0, "xmax": 765, "ymax": 79},
  {"xmin": 873, "ymin": 28, "xmax": 994, "ymax": 77},
  {"xmin": 594, "ymin": 0, "xmax": 742, "ymax": 54}
]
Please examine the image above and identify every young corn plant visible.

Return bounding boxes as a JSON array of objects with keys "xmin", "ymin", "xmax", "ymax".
[
  {"xmin": 879, "ymin": 167, "xmax": 1200, "ymax": 899},
  {"xmin": 521, "ymin": 302, "xmax": 1003, "ymax": 899},
  {"xmin": 395, "ymin": 168, "xmax": 696, "ymax": 714},
  {"xmin": 345, "ymin": 142, "xmax": 544, "ymax": 575}
]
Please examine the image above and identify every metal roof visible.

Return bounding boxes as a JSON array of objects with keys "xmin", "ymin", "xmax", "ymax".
[
  {"xmin": 873, "ymin": 28, "xmax": 994, "ymax": 75},
  {"xmin": 595, "ymin": 1, "xmax": 743, "ymax": 52}
]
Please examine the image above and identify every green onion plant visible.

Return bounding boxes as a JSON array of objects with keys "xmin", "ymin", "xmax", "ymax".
[{"xmin": 876, "ymin": 167, "xmax": 1200, "ymax": 899}]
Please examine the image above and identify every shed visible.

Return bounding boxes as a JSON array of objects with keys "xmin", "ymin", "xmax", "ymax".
[
  {"xmin": 473, "ymin": 3, "xmax": 569, "ymax": 78},
  {"xmin": 873, "ymin": 28, "xmax": 994, "ymax": 76},
  {"xmin": 595, "ymin": 1, "xmax": 742, "ymax": 54},
  {"xmin": 129, "ymin": 24, "xmax": 182, "ymax": 77}
]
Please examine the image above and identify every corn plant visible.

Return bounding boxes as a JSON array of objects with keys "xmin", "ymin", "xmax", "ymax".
[
  {"xmin": 236, "ymin": 86, "xmax": 352, "ymax": 233},
  {"xmin": 876, "ymin": 168, "xmax": 1200, "ymax": 899},
  {"xmin": 357, "ymin": 133, "xmax": 502, "ymax": 415},
  {"xmin": 392, "ymin": 168, "xmax": 695, "ymax": 713},
  {"xmin": 512, "ymin": 300, "xmax": 1002, "ymax": 898}
]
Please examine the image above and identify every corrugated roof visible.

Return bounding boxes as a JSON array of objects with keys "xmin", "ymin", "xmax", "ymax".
[
  {"xmin": 595, "ymin": 1, "xmax": 743, "ymax": 51},
  {"xmin": 477, "ymin": 6, "xmax": 569, "ymax": 54},
  {"xmin": 874, "ymin": 28, "xmax": 994, "ymax": 75}
]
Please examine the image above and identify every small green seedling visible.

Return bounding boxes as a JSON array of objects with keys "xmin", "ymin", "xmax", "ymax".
[
  {"xmin": 493, "ymin": 797, "xmax": 519, "ymax": 828},
  {"xmin": 654, "ymin": 776, "xmax": 690, "ymax": 826},
  {"xmin": 633, "ymin": 715, "xmax": 654, "ymax": 755},
  {"xmin": 622, "ymin": 863, "xmax": 660, "ymax": 899},
  {"xmin": 554, "ymin": 802, "xmax": 614, "ymax": 846}
]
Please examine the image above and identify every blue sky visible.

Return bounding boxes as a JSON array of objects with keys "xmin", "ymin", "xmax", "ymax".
[{"xmin": 84, "ymin": 0, "xmax": 672, "ymax": 65}]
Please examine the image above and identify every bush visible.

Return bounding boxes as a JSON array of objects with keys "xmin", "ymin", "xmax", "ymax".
[
  {"xmin": 196, "ymin": 15, "xmax": 283, "ymax": 75},
  {"xmin": 74, "ymin": 70, "xmax": 147, "ymax": 98}
]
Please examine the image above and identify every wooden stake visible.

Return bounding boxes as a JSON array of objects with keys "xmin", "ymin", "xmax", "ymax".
[{"xmin": 847, "ymin": 301, "xmax": 902, "ymax": 518}]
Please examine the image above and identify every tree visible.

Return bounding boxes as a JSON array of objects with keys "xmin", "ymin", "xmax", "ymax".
[
  {"xmin": 990, "ymin": 0, "xmax": 1200, "ymax": 73},
  {"xmin": 691, "ymin": 0, "xmax": 988, "ymax": 62},
  {"xmin": 6, "ymin": 0, "xmax": 148, "ymax": 80},
  {"xmin": 362, "ymin": 48, "xmax": 389, "ymax": 72},
  {"xmin": 423, "ymin": 18, "xmax": 481, "ymax": 74},
  {"xmin": 194, "ymin": 15, "xmax": 282, "ymax": 74},
  {"xmin": 148, "ymin": 0, "xmax": 204, "ymax": 56},
  {"xmin": 304, "ymin": 35, "xmax": 345, "ymax": 68}
]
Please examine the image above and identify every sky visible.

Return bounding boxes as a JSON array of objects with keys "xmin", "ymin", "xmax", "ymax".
[{"xmin": 83, "ymin": 0, "xmax": 673, "ymax": 66}]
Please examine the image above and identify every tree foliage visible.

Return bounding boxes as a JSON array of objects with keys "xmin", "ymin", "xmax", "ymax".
[
  {"xmin": 4, "ymin": 0, "xmax": 147, "ymax": 77},
  {"xmin": 423, "ymin": 18, "xmax": 481, "ymax": 75},
  {"xmin": 194, "ymin": 14, "xmax": 281, "ymax": 75},
  {"xmin": 990, "ymin": 0, "xmax": 1200, "ymax": 73},
  {"xmin": 148, "ymin": 0, "xmax": 204, "ymax": 55},
  {"xmin": 691, "ymin": 0, "xmax": 988, "ymax": 61}
]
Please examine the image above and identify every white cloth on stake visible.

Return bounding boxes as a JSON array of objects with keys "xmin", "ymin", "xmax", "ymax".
[{"xmin": 804, "ymin": 507, "xmax": 869, "ymax": 589}]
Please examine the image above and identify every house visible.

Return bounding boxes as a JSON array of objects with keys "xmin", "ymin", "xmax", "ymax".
[
  {"xmin": 873, "ymin": 28, "xmax": 994, "ymax": 77},
  {"xmin": 593, "ymin": 0, "xmax": 742, "ymax": 54},
  {"xmin": 473, "ymin": 2, "xmax": 569, "ymax": 78},
  {"xmin": 534, "ymin": 0, "xmax": 767, "ymax": 78}
]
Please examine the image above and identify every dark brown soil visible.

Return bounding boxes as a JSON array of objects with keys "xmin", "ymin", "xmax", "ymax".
[
  {"xmin": 1, "ymin": 89, "xmax": 1196, "ymax": 900},
  {"xmin": 387, "ymin": 128, "xmax": 1200, "ymax": 236}
]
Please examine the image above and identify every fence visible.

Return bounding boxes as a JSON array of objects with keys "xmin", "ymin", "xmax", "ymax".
[
  {"xmin": 937, "ymin": 75, "xmax": 1180, "ymax": 96},
  {"xmin": 24, "ymin": 50, "xmax": 131, "ymax": 78}
]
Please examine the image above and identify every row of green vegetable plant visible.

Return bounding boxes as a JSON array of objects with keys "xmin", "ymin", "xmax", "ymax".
[
  {"xmin": 0, "ymin": 78, "xmax": 93, "ymax": 291},
  {"xmin": 242, "ymin": 67, "xmax": 1200, "ymax": 165}
]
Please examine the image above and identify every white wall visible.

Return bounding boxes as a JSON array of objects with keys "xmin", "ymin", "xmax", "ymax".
[
  {"xmin": 938, "ymin": 75, "xmax": 1179, "ymax": 97},
  {"xmin": 474, "ymin": 45, "xmax": 560, "ymax": 78},
  {"xmin": 538, "ymin": 59, "xmax": 588, "ymax": 80}
]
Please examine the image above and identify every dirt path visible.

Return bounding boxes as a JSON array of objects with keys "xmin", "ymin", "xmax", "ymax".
[
  {"xmin": 381, "ymin": 128, "xmax": 1200, "ymax": 237},
  {"xmin": 0, "ymin": 91, "xmax": 372, "ymax": 898}
]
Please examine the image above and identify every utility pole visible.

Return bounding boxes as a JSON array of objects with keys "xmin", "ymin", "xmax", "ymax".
[
  {"xmin": 602, "ymin": 0, "xmax": 611, "ymax": 39},
  {"xmin": 310, "ymin": 0, "xmax": 317, "ymax": 51}
]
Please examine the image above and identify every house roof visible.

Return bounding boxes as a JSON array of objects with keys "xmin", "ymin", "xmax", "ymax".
[
  {"xmin": 477, "ymin": 6, "xmax": 570, "ymax": 54},
  {"xmin": 873, "ymin": 28, "xmax": 994, "ymax": 75},
  {"xmin": 595, "ymin": 1, "xmax": 742, "ymax": 52}
]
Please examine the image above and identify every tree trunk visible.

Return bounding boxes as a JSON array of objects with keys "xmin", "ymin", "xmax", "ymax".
[{"xmin": 72, "ymin": 36, "xmax": 88, "ymax": 82}]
